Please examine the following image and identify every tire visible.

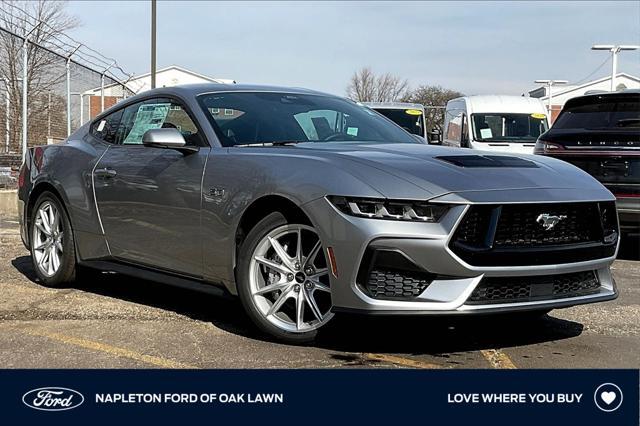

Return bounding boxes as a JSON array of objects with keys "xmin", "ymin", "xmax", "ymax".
[
  {"xmin": 236, "ymin": 212, "xmax": 334, "ymax": 344},
  {"xmin": 29, "ymin": 191, "xmax": 77, "ymax": 287}
]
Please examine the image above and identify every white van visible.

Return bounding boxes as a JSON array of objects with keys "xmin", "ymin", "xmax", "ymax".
[
  {"xmin": 442, "ymin": 95, "xmax": 549, "ymax": 154},
  {"xmin": 361, "ymin": 102, "xmax": 427, "ymax": 140}
]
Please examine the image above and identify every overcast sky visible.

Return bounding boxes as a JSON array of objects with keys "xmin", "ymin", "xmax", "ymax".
[{"xmin": 67, "ymin": 1, "xmax": 640, "ymax": 96}]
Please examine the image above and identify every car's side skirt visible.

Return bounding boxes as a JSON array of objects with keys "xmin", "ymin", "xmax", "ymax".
[{"xmin": 79, "ymin": 259, "xmax": 232, "ymax": 299}]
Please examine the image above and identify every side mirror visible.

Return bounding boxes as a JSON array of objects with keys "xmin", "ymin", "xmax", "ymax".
[
  {"xmin": 428, "ymin": 129, "xmax": 442, "ymax": 145},
  {"xmin": 142, "ymin": 128, "xmax": 198, "ymax": 154}
]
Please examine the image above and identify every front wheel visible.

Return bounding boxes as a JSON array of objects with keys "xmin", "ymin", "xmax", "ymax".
[{"xmin": 236, "ymin": 212, "xmax": 333, "ymax": 344}]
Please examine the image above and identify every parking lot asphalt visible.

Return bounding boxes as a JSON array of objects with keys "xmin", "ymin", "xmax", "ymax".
[{"xmin": 1, "ymin": 213, "xmax": 638, "ymax": 369}]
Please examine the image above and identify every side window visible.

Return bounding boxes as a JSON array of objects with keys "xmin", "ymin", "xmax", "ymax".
[
  {"xmin": 446, "ymin": 109, "xmax": 463, "ymax": 143},
  {"xmin": 90, "ymin": 109, "xmax": 124, "ymax": 143},
  {"xmin": 115, "ymin": 98, "xmax": 203, "ymax": 146}
]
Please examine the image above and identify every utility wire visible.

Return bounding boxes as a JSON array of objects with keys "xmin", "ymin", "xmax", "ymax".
[{"xmin": 573, "ymin": 56, "xmax": 611, "ymax": 86}]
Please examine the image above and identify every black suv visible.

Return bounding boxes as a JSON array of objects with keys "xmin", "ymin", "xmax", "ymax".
[{"xmin": 535, "ymin": 90, "xmax": 640, "ymax": 235}]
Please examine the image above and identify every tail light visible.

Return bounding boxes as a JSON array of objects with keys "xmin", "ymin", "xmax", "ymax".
[
  {"xmin": 534, "ymin": 139, "xmax": 564, "ymax": 155},
  {"xmin": 17, "ymin": 163, "xmax": 26, "ymax": 188}
]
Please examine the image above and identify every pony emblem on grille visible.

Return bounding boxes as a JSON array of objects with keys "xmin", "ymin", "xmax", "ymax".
[{"xmin": 536, "ymin": 213, "xmax": 568, "ymax": 230}]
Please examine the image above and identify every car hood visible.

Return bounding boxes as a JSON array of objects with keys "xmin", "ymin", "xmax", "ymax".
[{"xmin": 294, "ymin": 142, "xmax": 613, "ymax": 202}]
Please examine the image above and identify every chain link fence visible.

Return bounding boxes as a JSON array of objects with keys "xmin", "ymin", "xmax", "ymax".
[{"xmin": 0, "ymin": 25, "xmax": 134, "ymax": 156}]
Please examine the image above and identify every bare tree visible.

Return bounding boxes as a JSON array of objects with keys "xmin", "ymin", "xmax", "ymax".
[
  {"xmin": 0, "ymin": 0, "xmax": 79, "ymax": 150},
  {"xmin": 346, "ymin": 67, "xmax": 409, "ymax": 102},
  {"xmin": 402, "ymin": 85, "xmax": 464, "ymax": 131}
]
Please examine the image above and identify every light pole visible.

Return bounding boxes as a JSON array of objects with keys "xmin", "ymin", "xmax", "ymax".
[
  {"xmin": 534, "ymin": 79, "xmax": 568, "ymax": 120},
  {"xmin": 22, "ymin": 23, "xmax": 40, "ymax": 161},
  {"xmin": 66, "ymin": 44, "xmax": 81, "ymax": 136},
  {"xmin": 70, "ymin": 92, "xmax": 84, "ymax": 127},
  {"xmin": 591, "ymin": 45, "xmax": 640, "ymax": 91},
  {"xmin": 1, "ymin": 78, "xmax": 9, "ymax": 153},
  {"xmin": 151, "ymin": 0, "xmax": 156, "ymax": 89}
]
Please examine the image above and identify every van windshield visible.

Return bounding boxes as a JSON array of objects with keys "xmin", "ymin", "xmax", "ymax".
[
  {"xmin": 472, "ymin": 113, "xmax": 548, "ymax": 142},
  {"xmin": 371, "ymin": 108, "xmax": 425, "ymax": 136}
]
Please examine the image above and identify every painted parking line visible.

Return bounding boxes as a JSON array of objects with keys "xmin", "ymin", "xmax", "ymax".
[
  {"xmin": 21, "ymin": 327, "xmax": 197, "ymax": 369},
  {"xmin": 480, "ymin": 349, "xmax": 517, "ymax": 369},
  {"xmin": 364, "ymin": 353, "xmax": 443, "ymax": 369}
]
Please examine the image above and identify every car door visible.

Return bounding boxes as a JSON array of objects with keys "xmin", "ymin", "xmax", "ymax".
[{"xmin": 92, "ymin": 97, "xmax": 209, "ymax": 277}]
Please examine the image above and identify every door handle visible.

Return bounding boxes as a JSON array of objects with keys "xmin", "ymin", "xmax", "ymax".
[{"xmin": 95, "ymin": 168, "xmax": 117, "ymax": 178}]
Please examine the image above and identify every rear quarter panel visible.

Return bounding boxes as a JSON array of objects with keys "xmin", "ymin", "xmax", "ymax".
[{"xmin": 22, "ymin": 134, "xmax": 109, "ymax": 260}]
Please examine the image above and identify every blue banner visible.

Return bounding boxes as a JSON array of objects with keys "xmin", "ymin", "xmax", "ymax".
[{"xmin": 2, "ymin": 369, "xmax": 638, "ymax": 425}]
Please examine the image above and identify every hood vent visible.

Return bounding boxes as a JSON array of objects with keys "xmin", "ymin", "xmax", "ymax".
[{"xmin": 436, "ymin": 155, "xmax": 538, "ymax": 168}]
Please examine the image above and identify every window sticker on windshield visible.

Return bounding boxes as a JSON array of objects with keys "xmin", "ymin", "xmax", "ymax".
[
  {"xmin": 97, "ymin": 120, "xmax": 106, "ymax": 132},
  {"xmin": 347, "ymin": 127, "xmax": 359, "ymax": 136},
  {"xmin": 123, "ymin": 103, "xmax": 171, "ymax": 144},
  {"xmin": 530, "ymin": 113, "xmax": 546, "ymax": 119},
  {"xmin": 405, "ymin": 109, "xmax": 423, "ymax": 116},
  {"xmin": 480, "ymin": 128, "xmax": 493, "ymax": 139}
]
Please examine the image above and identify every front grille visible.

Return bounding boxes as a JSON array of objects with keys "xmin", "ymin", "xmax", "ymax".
[
  {"xmin": 467, "ymin": 271, "xmax": 600, "ymax": 304},
  {"xmin": 493, "ymin": 204, "xmax": 600, "ymax": 247},
  {"xmin": 450, "ymin": 202, "xmax": 618, "ymax": 266},
  {"xmin": 365, "ymin": 269, "xmax": 431, "ymax": 299}
]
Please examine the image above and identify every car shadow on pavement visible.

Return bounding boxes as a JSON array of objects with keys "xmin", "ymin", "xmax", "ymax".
[
  {"xmin": 12, "ymin": 255, "xmax": 584, "ymax": 357},
  {"xmin": 316, "ymin": 313, "xmax": 583, "ymax": 356},
  {"xmin": 618, "ymin": 234, "xmax": 640, "ymax": 261}
]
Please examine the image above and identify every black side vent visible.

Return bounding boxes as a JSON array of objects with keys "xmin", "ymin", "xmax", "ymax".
[
  {"xmin": 356, "ymin": 249, "xmax": 435, "ymax": 300},
  {"xmin": 436, "ymin": 155, "xmax": 539, "ymax": 168}
]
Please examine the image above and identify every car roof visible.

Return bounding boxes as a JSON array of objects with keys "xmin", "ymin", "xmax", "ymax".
[
  {"xmin": 142, "ymin": 83, "xmax": 333, "ymax": 97},
  {"xmin": 564, "ymin": 89, "xmax": 640, "ymax": 108},
  {"xmin": 448, "ymin": 95, "xmax": 546, "ymax": 114}
]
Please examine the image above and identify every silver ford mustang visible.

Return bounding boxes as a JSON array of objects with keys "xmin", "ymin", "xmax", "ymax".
[{"xmin": 17, "ymin": 84, "xmax": 619, "ymax": 343}]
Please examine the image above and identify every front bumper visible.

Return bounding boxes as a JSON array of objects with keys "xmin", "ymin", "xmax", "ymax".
[{"xmin": 304, "ymin": 197, "xmax": 618, "ymax": 315}]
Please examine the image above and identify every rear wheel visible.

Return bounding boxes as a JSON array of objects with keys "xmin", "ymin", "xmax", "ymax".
[
  {"xmin": 30, "ymin": 192, "xmax": 77, "ymax": 287},
  {"xmin": 236, "ymin": 212, "xmax": 333, "ymax": 343}
]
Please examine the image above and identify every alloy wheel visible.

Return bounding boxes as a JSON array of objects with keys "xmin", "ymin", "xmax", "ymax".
[
  {"xmin": 249, "ymin": 224, "xmax": 333, "ymax": 333},
  {"xmin": 32, "ymin": 201, "xmax": 64, "ymax": 277}
]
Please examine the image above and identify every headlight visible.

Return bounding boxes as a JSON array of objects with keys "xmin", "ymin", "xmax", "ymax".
[{"xmin": 327, "ymin": 196, "xmax": 449, "ymax": 222}]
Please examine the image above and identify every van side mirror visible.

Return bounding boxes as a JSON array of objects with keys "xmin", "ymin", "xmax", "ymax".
[
  {"xmin": 428, "ymin": 129, "xmax": 442, "ymax": 145},
  {"xmin": 142, "ymin": 128, "xmax": 198, "ymax": 154}
]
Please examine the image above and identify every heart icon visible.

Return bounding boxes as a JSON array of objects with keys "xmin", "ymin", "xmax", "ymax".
[{"xmin": 601, "ymin": 391, "xmax": 617, "ymax": 405}]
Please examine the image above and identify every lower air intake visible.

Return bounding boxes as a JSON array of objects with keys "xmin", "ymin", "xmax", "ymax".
[{"xmin": 467, "ymin": 271, "xmax": 600, "ymax": 304}]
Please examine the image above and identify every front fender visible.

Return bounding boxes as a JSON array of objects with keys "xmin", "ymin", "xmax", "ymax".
[{"xmin": 200, "ymin": 148, "xmax": 422, "ymax": 290}]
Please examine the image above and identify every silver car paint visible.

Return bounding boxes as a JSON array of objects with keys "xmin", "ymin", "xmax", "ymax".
[{"xmin": 18, "ymin": 84, "xmax": 618, "ymax": 314}]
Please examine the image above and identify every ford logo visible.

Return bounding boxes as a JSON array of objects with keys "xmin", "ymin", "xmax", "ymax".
[{"xmin": 22, "ymin": 387, "xmax": 84, "ymax": 411}]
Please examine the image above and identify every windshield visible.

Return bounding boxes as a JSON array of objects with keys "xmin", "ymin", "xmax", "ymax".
[
  {"xmin": 472, "ymin": 113, "xmax": 548, "ymax": 142},
  {"xmin": 371, "ymin": 108, "xmax": 425, "ymax": 136},
  {"xmin": 553, "ymin": 97, "xmax": 640, "ymax": 130},
  {"xmin": 197, "ymin": 92, "xmax": 418, "ymax": 146}
]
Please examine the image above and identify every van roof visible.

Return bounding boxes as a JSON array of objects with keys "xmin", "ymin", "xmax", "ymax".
[
  {"xmin": 360, "ymin": 101, "xmax": 425, "ymax": 110},
  {"xmin": 448, "ymin": 95, "xmax": 547, "ymax": 114}
]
